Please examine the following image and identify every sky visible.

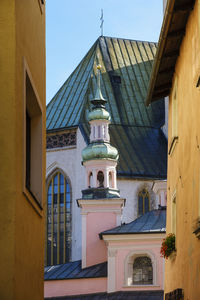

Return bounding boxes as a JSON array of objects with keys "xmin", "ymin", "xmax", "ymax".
[{"xmin": 46, "ymin": 0, "xmax": 163, "ymax": 104}]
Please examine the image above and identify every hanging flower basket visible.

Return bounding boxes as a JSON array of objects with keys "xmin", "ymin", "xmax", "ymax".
[{"xmin": 160, "ymin": 233, "xmax": 176, "ymax": 259}]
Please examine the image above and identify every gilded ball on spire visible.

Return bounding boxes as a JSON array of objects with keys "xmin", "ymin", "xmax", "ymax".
[{"xmin": 97, "ymin": 64, "xmax": 102, "ymax": 70}]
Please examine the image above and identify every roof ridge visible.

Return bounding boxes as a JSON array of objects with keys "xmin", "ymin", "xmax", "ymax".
[{"xmin": 99, "ymin": 35, "xmax": 158, "ymax": 44}]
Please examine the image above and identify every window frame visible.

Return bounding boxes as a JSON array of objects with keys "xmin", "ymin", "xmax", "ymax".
[
  {"xmin": 124, "ymin": 250, "xmax": 157, "ymax": 287},
  {"xmin": 23, "ymin": 59, "xmax": 43, "ymax": 215},
  {"xmin": 169, "ymin": 77, "xmax": 178, "ymax": 156},
  {"xmin": 132, "ymin": 256, "xmax": 153, "ymax": 285},
  {"xmin": 138, "ymin": 188, "xmax": 150, "ymax": 216},
  {"xmin": 45, "ymin": 168, "xmax": 72, "ymax": 266},
  {"xmin": 171, "ymin": 190, "xmax": 177, "ymax": 236},
  {"xmin": 38, "ymin": 0, "xmax": 45, "ymax": 14}
]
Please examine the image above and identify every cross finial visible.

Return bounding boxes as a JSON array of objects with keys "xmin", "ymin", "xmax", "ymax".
[{"xmin": 100, "ymin": 9, "xmax": 104, "ymax": 36}]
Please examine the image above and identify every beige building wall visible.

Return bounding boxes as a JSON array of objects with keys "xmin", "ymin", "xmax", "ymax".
[
  {"xmin": 165, "ymin": 1, "xmax": 200, "ymax": 299},
  {"xmin": 0, "ymin": 0, "xmax": 46, "ymax": 299}
]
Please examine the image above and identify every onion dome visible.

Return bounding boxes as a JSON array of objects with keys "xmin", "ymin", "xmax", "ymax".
[
  {"xmin": 82, "ymin": 142, "xmax": 118, "ymax": 162},
  {"xmin": 88, "ymin": 108, "xmax": 110, "ymax": 121}
]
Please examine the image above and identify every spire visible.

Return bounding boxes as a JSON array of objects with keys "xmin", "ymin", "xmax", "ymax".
[{"xmin": 91, "ymin": 65, "xmax": 107, "ymax": 108}]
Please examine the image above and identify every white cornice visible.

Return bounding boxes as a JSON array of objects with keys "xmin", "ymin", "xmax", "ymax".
[
  {"xmin": 77, "ymin": 198, "xmax": 125, "ymax": 208},
  {"xmin": 102, "ymin": 233, "xmax": 165, "ymax": 243}
]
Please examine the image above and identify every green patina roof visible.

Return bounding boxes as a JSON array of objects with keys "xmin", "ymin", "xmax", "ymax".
[
  {"xmin": 82, "ymin": 142, "xmax": 118, "ymax": 162},
  {"xmin": 88, "ymin": 108, "xmax": 110, "ymax": 121},
  {"xmin": 46, "ymin": 36, "xmax": 167, "ymax": 179}
]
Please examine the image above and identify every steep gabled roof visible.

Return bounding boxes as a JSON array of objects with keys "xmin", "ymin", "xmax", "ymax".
[
  {"xmin": 47, "ymin": 36, "xmax": 167, "ymax": 179},
  {"xmin": 47, "ymin": 36, "xmax": 164, "ymax": 129},
  {"xmin": 100, "ymin": 207, "xmax": 166, "ymax": 238}
]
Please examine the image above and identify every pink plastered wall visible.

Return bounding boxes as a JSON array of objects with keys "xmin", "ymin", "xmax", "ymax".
[
  {"xmin": 86, "ymin": 211, "xmax": 116, "ymax": 267},
  {"xmin": 109, "ymin": 238, "xmax": 164, "ymax": 291},
  {"xmin": 44, "ymin": 277, "xmax": 107, "ymax": 298}
]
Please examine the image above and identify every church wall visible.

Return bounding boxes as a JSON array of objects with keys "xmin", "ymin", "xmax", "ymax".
[
  {"xmin": 44, "ymin": 277, "xmax": 107, "ymax": 298},
  {"xmin": 118, "ymin": 179, "xmax": 158, "ymax": 223},
  {"xmin": 46, "ymin": 128, "xmax": 86, "ymax": 261}
]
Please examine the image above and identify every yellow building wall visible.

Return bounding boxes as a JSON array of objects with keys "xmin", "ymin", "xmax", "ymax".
[
  {"xmin": 0, "ymin": 0, "xmax": 46, "ymax": 299},
  {"xmin": 165, "ymin": 1, "xmax": 200, "ymax": 299}
]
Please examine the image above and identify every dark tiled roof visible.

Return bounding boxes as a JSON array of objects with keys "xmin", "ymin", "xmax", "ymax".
[
  {"xmin": 47, "ymin": 36, "xmax": 167, "ymax": 179},
  {"xmin": 44, "ymin": 260, "xmax": 107, "ymax": 281},
  {"xmin": 45, "ymin": 290, "xmax": 164, "ymax": 299},
  {"xmin": 100, "ymin": 207, "xmax": 166, "ymax": 237}
]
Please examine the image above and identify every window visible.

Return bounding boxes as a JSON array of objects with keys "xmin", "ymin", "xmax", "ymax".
[
  {"xmin": 125, "ymin": 251, "xmax": 155, "ymax": 286},
  {"xmin": 24, "ymin": 71, "xmax": 43, "ymax": 207},
  {"xmin": 171, "ymin": 191, "xmax": 176, "ymax": 235},
  {"xmin": 133, "ymin": 256, "xmax": 153, "ymax": 285},
  {"xmin": 172, "ymin": 78, "xmax": 178, "ymax": 139},
  {"xmin": 46, "ymin": 171, "xmax": 72, "ymax": 266},
  {"xmin": 138, "ymin": 189, "xmax": 150, "ymax": 216},
  {"xmin": 38, "ymin": 0, "xmax": 45, "ymax": 13}
]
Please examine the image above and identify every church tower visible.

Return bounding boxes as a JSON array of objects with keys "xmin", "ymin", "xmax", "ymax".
[{"xmin": 78, "ymin": 65, "xmax": 125, "ymax": 268}]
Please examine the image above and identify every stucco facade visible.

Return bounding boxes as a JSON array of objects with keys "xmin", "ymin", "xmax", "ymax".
[
  {"xmin": 0, "ymin": 0, "xmax": 46, "ymax": 299},
  {"xmin": 165, "ymin": 1, "xmax": 200, "ymax": 298},
  {"xmin": 146, "ymin": 0, "xmax": 200, "ymax": 299}
]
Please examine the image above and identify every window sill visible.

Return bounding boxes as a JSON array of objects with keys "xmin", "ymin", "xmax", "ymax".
[
  {"xmin": 168, "ymin": 136, "xmax": 178, "ymax": 156},
  {"xmin": 123, "ymin": 284, "xmax": 160, "ymax": 288},
  {"xmin": 23, "ymin": 187, "xmax": 43, "ymax": 217}
]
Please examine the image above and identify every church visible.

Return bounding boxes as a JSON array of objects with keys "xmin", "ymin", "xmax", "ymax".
[{"xmin": 44, "ymin": 36, "xmax": 167, "ymax": 298}]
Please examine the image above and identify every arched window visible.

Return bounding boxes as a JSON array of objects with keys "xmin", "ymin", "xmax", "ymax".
[
  {"xmin": 138, "ymin": 189, "xmax": 150, "ymax": 216},
  {"xmin": 133, "ymin": 256, "xmax": 153, "ymax": 285},
  {"xmin": 46, "ymin": 171, "xmax": 72, "ymax": 266}
]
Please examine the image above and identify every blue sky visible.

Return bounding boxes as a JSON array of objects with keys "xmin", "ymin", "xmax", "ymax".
[{"xmin": 46, "ymin": 0, "xmax": 163, "ymax": 103}]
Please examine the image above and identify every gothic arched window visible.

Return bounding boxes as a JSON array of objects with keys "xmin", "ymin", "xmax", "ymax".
[
  {"xmin": 46, "ymin": 171, "xmax": 72, "ymax": 266},
  {"xmin": 138, "ymin": 189, "xmax": 150, "ymax": 216},
  {"xmin": 133, "ymin": 256, "xmax": 153, "ymax": 285}
]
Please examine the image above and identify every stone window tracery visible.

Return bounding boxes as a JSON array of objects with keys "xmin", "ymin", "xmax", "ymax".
[
  {"xmin": 46, "ymin": 132, "xmax": 76, "ymax": 149},
  {"xmin": 46, "ymin": 171, "xmax": 72, "ymax": 266},
  {"xmin": 138, "ymin": 188, "xmax": 150, "ymax": 216}
]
